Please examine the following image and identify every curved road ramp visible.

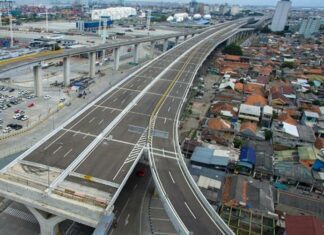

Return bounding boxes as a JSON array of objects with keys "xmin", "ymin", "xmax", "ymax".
[{"xmin": 0, "ymin": 20, "xmax": 251, "ymax": 235}]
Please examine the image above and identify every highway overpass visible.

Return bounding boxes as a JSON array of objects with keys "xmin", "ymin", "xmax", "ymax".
[{"xmin": 0, "ymin": 20, "xmax": 254, "ymax": 235}]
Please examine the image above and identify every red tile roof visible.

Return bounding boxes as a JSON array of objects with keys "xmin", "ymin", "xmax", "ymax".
[
  {"xmin": 207, "ymin": 117, "xmax": 231, "ymax": 130},
  {"xmin": 285, "ymin": 216, "xmax": 324, "ymax": 235},
  {"xmin": 245, "ymin": 94, "xmax": 268, "ymax": 107},
  {"xmin": 277, "ymin": 112, "xmax": 297, "ymax": 126},
  {"xmin": 224, "ymin": 54, "xmax": 241, "ymax": 61},
  {"xmin": 240, "ymin": 121, "xmax": 257, "ymax": 133}
]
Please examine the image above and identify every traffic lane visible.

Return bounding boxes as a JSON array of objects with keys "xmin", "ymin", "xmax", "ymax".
[
  {"xmin": 75, "ymin": 140, "xmax": 134, "ymax": 183},
  {"xmin": 110, "ymin": 163, "xmax": 152, "ymax": 235},
  {"xmin": 0, "ymin": 202, "xmax": 39, "ymax": 235},
  {"xmin": 153, "ymin": 157, "xmax": 223, "ymax": 235},
  {"xmin": 24, "ymin": 130, "xmax": 95, "ymax": 169},
  {"xmin": 152, "ymin": 118, "xmax": 175, "ymax": 152},
  {"xmin": 108, "ymin": 113, "xmax": 150, "ymax": 144},
  {"xmin": 158, "ymin": 97, "xmax": 182, "ymax": 120},
  {"xmin": 147, "ymin": 79, "xmax": 173, "ymax": 95},
  {"xmin": 65, "ymin": 106, "xmax": 121, "ymax": 136},
  {"xmin": 130, "ymin": 93, "xmax": 161, "ymax": 115},
  {"xmin": 96, "ymin": 89, "xmax": 140, "ymax": 110},
  {"xmin": 121, "ymin": 76, "xmax": 153, "ymax": 90}
]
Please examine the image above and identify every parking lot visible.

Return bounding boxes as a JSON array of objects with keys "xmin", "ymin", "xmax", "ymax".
[{"xmin": 0, "ymin": 84, "xmax": 67, "ymax": 135}]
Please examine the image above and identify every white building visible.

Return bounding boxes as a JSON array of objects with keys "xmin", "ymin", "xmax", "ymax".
[
  {"xmin": 231, "ymin": 5, "xmax": 241, "ymax": 16},
  {"xmin": 270, "ymin": 0, "xmax": 292, "ymax": 32},
  {"xmin": 91, "ymin": 7, "xmax": 137, "ymax": 21},
  {"xmin": 299, "ymin": 16, "xmax": 321, "ymax": 38}
]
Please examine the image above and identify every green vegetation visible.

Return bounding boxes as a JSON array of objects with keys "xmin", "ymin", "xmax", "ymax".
[
  {"xmin": 281, "ymin": 61, "xmax": 296, "ymax": 69},
  {"xmin": 261, "ymin": 26, "xmax": 271, "ymax": 34},
  {"xmin": 223, "ymin": 43, "xmax": 243, "ymax": 56},
  {"xmin": 264, "ymin": 130, "xmax": 273, "ymax": 141},
  {"xmin": 312, "ymin": 100, "xmax": 320, "ymax": 106},
  {"xmin": 233, "ymin": 138, "xmax": 244, "ymax": 148}
]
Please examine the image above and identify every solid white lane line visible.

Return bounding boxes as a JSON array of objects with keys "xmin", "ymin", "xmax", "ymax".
[
  {"xmin": 98, "ymin": 119, "xmax": 104, "ymax": 125},
  {"xmin": 172, "ymin": 98, "xmax": 174, "ymax": 102},
  {"xmin": 73, "ymin": 131, "xmax": 78, "ymax": 137},
  {"xmin": 63, "ymin": 149, "xmax": 73, "ymax": 158},
  {"xmin": 113, "ymin": 164, "xmax": 124, "ymax": 181},
  {"xmin": 53, "ymin": 146, "xmax": 63, "ymax": 155},
  {"xmin": 110, "ymin": 109, "xmax": 115, "ymax": 113},
  {"xmin": 168, "ymin": 171, "xmax": 175, "ymax": 184},
  {"xmin": 167, "ymin": 107, "xmax": 171, "ymax": 112},
  {"xmin": 89, "ymin": 117, "xmax": 95, "ymax": 123},
  {"xmin": 82, "ymin": 135, "xmax": 87, "ymax": 139},
  {"xmin": 184, "ymin": 202, "xmax": 197, "ymax": 219},
  {"xmin": 121, "ymin": 99, "xmax": 126, "ymax": 104},
  {"xmin": 164, "ymin": 118, "xmax": 167, "ymax": 124}
]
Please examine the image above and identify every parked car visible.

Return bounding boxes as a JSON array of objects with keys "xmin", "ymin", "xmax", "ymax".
[
  {"xmin": 44, "ymin": 95, "xmax": 51, "ymax": 100},
  {"xmin": 7, "ymin": 124, "xmax": 23, "ymax": 130},
  {"xmin": 27, "ymin": 103, "xmax": 35, "ymax": 108}
]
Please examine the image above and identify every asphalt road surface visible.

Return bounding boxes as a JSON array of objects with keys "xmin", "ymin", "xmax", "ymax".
[{"xmin": 3, "ymin": 20, "xmax": 247, "ymax": 234}]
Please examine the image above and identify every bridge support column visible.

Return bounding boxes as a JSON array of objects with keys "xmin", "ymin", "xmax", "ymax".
[
  {"xmin": 89, "ymin": 51, "xmax": 96, "ymax": 78},
  {"xmin": 33, "ymin": 64, "xmax": 43, "ymax": 97},
  {"xmin": 184, "ymin": 35, "xmax": 188, "ymax": 41},
  {"xmin": 134, "ymin": 43, "xmax": 140, "ymax": 64},
  {"xmin": 63, "ymin": 56, "xmax": 70, "ymax": 87},
  {"xmin": 163, "ymin": 39, "xmax": 168, "ymax": 52},
  {"xmin": 101, "ymin": 49, "xmax": 106, "ymax": 63},
  {"xmin": 191, "ymin": 33, "xmax": 195, "ymax": 38},
  {"xmin": 113, "ymin": 47, "xmax": 120, "ymax": 71},
  {"xmin": 150, "ymin": 40, "xmax": 156, "ymax": 58},
  {"xmin": 27, "ymin": 206, "xmax": 65, "ymax": 235},
  {"xmin": 175, "ymin": 36, "xmax": 179, "ymax": 45}
]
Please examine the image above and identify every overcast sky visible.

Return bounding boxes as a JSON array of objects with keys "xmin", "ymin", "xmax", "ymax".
[{"xmin": 137, "ymin": 0, "xmax": 324, "ymax": 7}]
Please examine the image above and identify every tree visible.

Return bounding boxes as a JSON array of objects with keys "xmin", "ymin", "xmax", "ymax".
[
  {"xmin": 281, "ymin": 61, "xmax": 295, "ymax": 69},
  {"xmin": 264, "ymin": 130, "xmax": 273, "ymax": 141},
  {"xmin": 223, "ymin": 43, "xmax": 243, "ymax": 56},
  {"xmin": 261, "ymin": 26, "xmax": 271, "ymax": 34},
  {"xmin": 312, "ymin": 100, "xmax": 320, "ymax": 106}
]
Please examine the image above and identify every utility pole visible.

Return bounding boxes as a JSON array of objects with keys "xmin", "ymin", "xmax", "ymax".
[
  {"xmin": 45, "ymin": 8, "xmax": 49, "ymax": 33},
  {"xmin": 9, "ymin": 14, "xmax": 13, "ymax": 48},
  {"xmin": 146, "ymin": 10, "xmax": 151, "ymax": 32}
]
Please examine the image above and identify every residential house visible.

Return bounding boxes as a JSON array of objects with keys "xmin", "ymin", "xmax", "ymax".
[
  {"xmin": 191, "ymin": 147, "xmax": 230, "ymax": 171},
  {"xmin": 298, "ymin": 146, "xmax": 318, "ymax": 168},
  {"xmin": 261, "ymin": 105, "xmax": 273, "ymax": 128},
  {"xmin": 209, "ymin": 102, "xmax": 238, "ymax": 119},
  {"xmin": 245, "ymin": 94, "xmax": 268, "ymax": 107},
  {"xmin": 301, "ymin": 110, "xmax": 319, "ymax": 127},
  {"xmin": 238, "ymin": 104, "xmax": 261, "ymax": 122}
]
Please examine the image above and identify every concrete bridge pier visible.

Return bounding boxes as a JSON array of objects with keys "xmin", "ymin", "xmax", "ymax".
[
  {"xmin": 63, "ymin": 56, "xmax": 70, "ymax": 87},
  {"xmin": 113, "ymin": 47, "xmax": 120, "ymax": 71},
  {"xmin": 101, "ymin": 49, "xmax": 106, "ymax": 63},
  {"xmin": 89, "ymin": 51, "xmax": 96, "ymax": 78},
  {"xmin": 175, "ymin": 36, "xmax": 179, "ymax": 45},
  {"xmin": 27, "ymin": 206, "xmax": 65, "ymax": 235},
  {"xmin": 150, "ymin": 41, "xmax": 156, "ymax": 58},
  {"xmin": 184, "ymin": 35, "xmax": 188, "ymax": 41},
  {"xmin": 134, "ymin": 43, "xmax": 140, "ymax": 64},
  {"xmin": 163, "ymin": 39, "xmax": 168, "ymax": 52},
  {"xmin": 33, "ymin": 64, "xmax": 43, "ymax": 97},
  {"xmin": 191, "ymin": 33, "xmax": 195, "ymax": 38}
]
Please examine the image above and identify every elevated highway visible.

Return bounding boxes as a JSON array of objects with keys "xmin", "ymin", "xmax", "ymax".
[{"xmin": 0, "ymin": 20, "xmax": 253, "ymax": 234}]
